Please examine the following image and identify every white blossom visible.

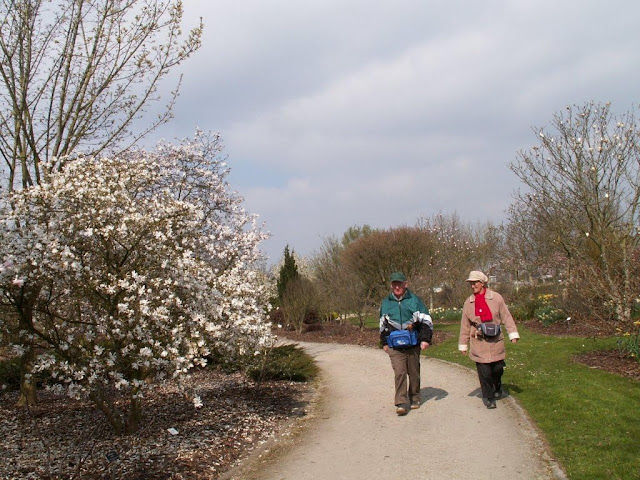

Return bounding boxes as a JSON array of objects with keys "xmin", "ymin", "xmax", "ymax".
[{"xmin": 0, "ymin": 132, "xmax": 274, "ymax": 427}]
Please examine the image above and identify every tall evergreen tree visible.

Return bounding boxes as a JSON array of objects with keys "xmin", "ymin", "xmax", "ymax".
[{"xmin": 277, "ymin": 245, "xmax": 299, "ymax": 301}]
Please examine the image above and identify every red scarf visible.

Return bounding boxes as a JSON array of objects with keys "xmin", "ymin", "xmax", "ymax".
[{"xmin": 474, "ymin": 290, "xmax": 493, "ymax": 322}]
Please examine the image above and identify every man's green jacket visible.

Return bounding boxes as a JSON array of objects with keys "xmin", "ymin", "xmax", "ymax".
[{"xmin": 379, "ymin": 288, "xmax": 433, "ymax": 347}]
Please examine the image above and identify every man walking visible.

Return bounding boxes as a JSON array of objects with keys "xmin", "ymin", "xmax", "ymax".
[{"xmin": 380, "ymin": 272, "xmax": 433, "ymax": 415}]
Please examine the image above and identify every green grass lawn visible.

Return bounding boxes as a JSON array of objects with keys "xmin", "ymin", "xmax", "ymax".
[{"xmin": 427, "ymin": 321, "xmax": 640, "ymax": 480}]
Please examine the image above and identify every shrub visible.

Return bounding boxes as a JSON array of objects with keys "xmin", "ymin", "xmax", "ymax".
[
  {"xmin": 509, "ymin": 299, "xmax": 534, "ymax": 323},
  {"xmin": 0, "ymin": 355, "xmax": 56, "ymax": 394},
  {"xmin": 430, "ymin": 307, "xmax": 461, "ymax": 322},
  {"xmin": 0, "ymin": 357, "xmax": 20, "ymax": 392},
  {"xmin": 618, "ymin": 333, "xmax": 640, "ymax": 362},
  {"xmin": 508, "ymin": 304, "xmax": 530, "ymax": 322},
  {"xmin": 247, "ymin": 344, "xmax": 319, "ymax": 382},
  {"xmin": 303, "ymin": 323, "xmax": 323, "ymax": 333},
  {"xmin": 618, "ymin": 320, "xmax": 640, "ymax": 362},
  {"xmin": 534, "ymin": 304, "xmax": 568, "ymax": 326},
  {"xmin": 303, "ymin": 308, "xmax": 322, "ymax": 325},
  {"xmin": 511, "ymin": 289, "xmax": 569, "ymax": 324},
  {"xmin": 0, "ymin": 134, "xmax": 273, "ymax": 434},
  {"xmin": 509, "ymin": 284, "xmax": 564, "ymax": 321},
  {"xmin": 269, "ymin": 307, "xmax": 285, "ymax": 326}
]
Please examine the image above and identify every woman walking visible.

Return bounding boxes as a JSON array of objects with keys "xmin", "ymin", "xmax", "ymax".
[{"xmin": 458, "ymin": 271, "xmax": 519, "ymax": 409}]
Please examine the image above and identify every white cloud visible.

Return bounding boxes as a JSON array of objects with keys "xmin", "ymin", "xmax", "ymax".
[{"xmin": 151, "ymin": 0, "xmax": 640, "ymax": 263}]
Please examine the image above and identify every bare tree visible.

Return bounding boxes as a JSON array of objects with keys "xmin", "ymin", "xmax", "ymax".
[
  {"xmin": 310, "ymin": 235, "xmax": 349, "ymax": 322},
  {"xmin": 339, "ymin": 226, "xmax": 439, "ymax": 315},
  {"xmin": 471, "ymin": 221, "xmax": 504, "ymax": 274},
  {"xmin": 0, "ymin": 0, "xmax": 202, "ymax": 191},
  {"xmin": 509, "ymin": 101, "xmax": 640, "ymax": 327},
  {"xmin": 314, "ymin": 221, "xmax": 476, "ymax": 319},
  {"xmin": 505, "ymin": 200, "xmax": 568, "ymax": 289},
  {"xmin": 310, "ymin": 226, "xmax": 375, "ymax": 327},
  {"xmin": 281, "ymin": 277, "xmax": 319, "ymax": 334},
  {"xmin": 416, "ymin": 213, "xmax": 475, "ymax": 308}
]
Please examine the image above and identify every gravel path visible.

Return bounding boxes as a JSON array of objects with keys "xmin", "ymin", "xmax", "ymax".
[{"xmin": 228, "ymin": 342, "xmax": 566, "ymax": 480}]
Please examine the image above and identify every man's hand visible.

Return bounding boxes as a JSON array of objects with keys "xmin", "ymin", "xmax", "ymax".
[
  {"xmin": 383, "ymin": 345, "xmax": 389, "ymax": 353},
  {"xmin": 420, "ymin": 341, "xmax": 429, "ymax": 350}
]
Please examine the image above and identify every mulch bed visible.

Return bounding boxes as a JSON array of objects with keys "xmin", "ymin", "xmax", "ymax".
[
  {"xmin": 277, "ymin": 322, "xmax": 381, "ymax": 347},
  {"xmin": 575, "ymin": 349, "xmax": 640, "ymax": 381},
  {"xmin": 523, "ymin": 317, "xmax": 614, "ymax": 338},
  {"xmin": 0, "ymin": 369, "xmax": 311, "ymax": 480},
  {"xmin": 524, "ymin": 318, "xmax": 640, "ymax": 381}
]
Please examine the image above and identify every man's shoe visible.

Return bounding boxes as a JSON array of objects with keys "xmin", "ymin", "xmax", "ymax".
[
  {"xmin": 396, "ymin": 406, "xmax": 407, "ymax": 415},
  {"xmin": 410, "ymin": 402, "xmax": 420, "ymax": 410}
]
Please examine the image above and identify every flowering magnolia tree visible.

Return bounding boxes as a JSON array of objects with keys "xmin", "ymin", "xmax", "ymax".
[{"xmin": 0, "ymin": 132, "xmax": 274, "ymax": 434}]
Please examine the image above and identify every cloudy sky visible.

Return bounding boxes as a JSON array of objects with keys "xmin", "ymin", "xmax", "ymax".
[{"xmin": 150, "ymin": 0, "xmax": 640, "ymax": 265}]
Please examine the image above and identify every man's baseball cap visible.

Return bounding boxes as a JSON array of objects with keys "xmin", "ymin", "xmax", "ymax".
[{"xmin": 390, "ymin": 272, "xmax": 407, "ymax": 282}]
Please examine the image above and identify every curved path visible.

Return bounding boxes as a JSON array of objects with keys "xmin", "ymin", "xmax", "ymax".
[{"xmin": 230, "ymin": 342, "xmax": 565, "ymax": 480}]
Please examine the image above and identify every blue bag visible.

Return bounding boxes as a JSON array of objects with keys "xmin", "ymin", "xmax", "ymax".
[{"xmin": 387, "ymin": 329, "xmax": 418, "ymax": 348}]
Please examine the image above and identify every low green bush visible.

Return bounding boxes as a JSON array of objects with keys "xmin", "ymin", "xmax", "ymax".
[
  {"xmin": 508, "ymin": 304, "xmax": 529, "ymax": 322},
  {"xmin": 533, "ymin": 304, "xmax": 568, "ymax": 326},
  {"xmin": 0, "ymin": 357, "xmax": 21, "ymax": 392},
  {"xmin": 618, "ymin": 331, "xmax": 640, "ymax": 361},
  {"xmin": 511, "ymin": 292, "xmax": 568, "ymax": 325},
  {"xmin": 247, "ymin": 344, "xmax": 319, "ymax": 382},
  {"xmin": 509, "ymin": 286, "xmax": 563, "ymax": 322},
  {"xmin": 430, "ymin": 307, "xmax": 461, "ymax": 322}
]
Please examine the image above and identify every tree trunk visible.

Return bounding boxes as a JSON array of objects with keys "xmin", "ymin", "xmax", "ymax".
[
  {"xmin": 14, "ymin": 285, "xmax": 43, "ymax": 406},
  {"xmin": 90, "ymin": 390, "xmax": 126, "ymax": 435},
  {"xmin": 16, "ymin": 348, "xmax": 37, "ymax": 407},
  {"xmin": 125, "ymin": 395, "xmax": 143, "ymax": 434}
]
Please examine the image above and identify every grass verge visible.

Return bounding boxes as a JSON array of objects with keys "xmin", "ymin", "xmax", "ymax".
[{"xmin": 427, "ymin": 322, "xmax": 640, "ymax": 480}]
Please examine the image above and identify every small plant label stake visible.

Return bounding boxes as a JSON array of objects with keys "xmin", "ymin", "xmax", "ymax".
[
  {"xmin": 105, "ymin": 451, "xmax": 119, "ymax": 480},
  {"xmin": 105, "ymin": 451, "xmax": 119, "ymax": 462}
]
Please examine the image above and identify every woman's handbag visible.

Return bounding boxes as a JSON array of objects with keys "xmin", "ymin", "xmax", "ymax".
[
  {"xmin": 479, "ymin": 322, "xmax": 501, "ymax": 337},
  {"xmin": 388, "ymin": 329, "xmax": 418, "ymax": 348}
]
